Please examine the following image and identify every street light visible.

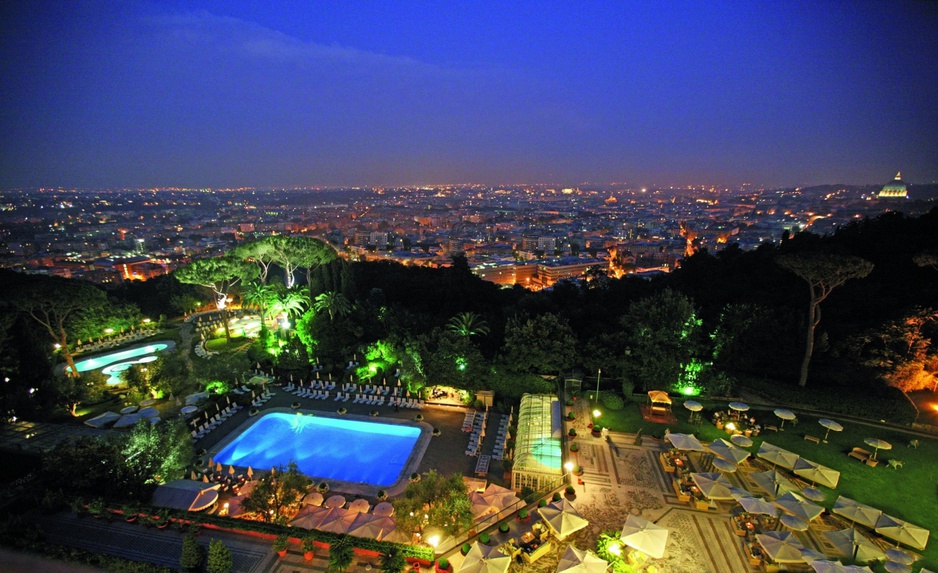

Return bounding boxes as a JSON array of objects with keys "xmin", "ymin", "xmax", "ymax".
[
  {"xmin": 564, "ymin": 461, "xmax": 574, "ymax": 484},
  {"xmin": 595, "ymin": 368, "xmax": 601, "ymax": 401}
]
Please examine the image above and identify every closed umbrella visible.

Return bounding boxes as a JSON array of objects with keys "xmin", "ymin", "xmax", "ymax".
[
  {"xmin": 620, "ymin": 514, "xmax": 669, "ymax": 559},
  {"xmin": 818, "ymin": 418, "xmax": 843, "ymax": 442},
  {"xmin": 863, "ymin": 438, "xmax": 892, "ymax": 460},
  {"xmin": 247, "ymin": 466, "xmax": 253, "ymax": 479}
]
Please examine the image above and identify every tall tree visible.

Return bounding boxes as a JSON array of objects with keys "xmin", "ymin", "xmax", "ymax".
[
  {"xmin": 232, "ymin": 239, "xmax": 279, "ymax": 285},
  {"xmin": 241, "ymin": 462, "xmax": 308, "ymax": 524},
  {"xmin": 265, "ymin": 236, "xmax": 336, "ymax": 289},
  {"xmin": 446, "ymin": 312, "xmax": 490, "ymax": 338},
  {"xmin": 242, "ymin": 281, "xmax": 277, "ymax": 319},
  {"xmin": 269, "ymin": 286, "xmax": 311, "ymax": 322},
  {"xmin": 175, "ymin": 256, "xmax": 258, "ymax": 341},
  {"xmin": 313, "ymin": 291, "xmax": 352, "ymax": 322},
  {"xmin": 502, "ymin": 313, "xmax": 577, "ymax": 375},
  {"xmin": 9, "ymin": 276, "xmax": 107, "ymax": 378},
  {"xmin": 392, "ymin": 470, "xmax": 473, "ymax": 537},
  {"xmin": 777, "ymin": 252, "xmax": 874, "ymax": 387}
]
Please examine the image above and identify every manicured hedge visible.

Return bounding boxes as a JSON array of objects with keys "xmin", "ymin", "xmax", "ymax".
[{"xmin": 600, "ymin": 392, "xmax": 625, "ymax": 411}]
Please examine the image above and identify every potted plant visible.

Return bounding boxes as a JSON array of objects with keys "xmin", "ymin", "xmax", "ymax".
[
  {"xmin": 273, "ymin": 534, "xmax": 289, "ymax": 558},
  {"xmin": 552, "ymin": 492, "xmax": 562, "ymax": 502},
  {"xmin": 538, "ymin": 499, "xmax": 548, "ymax": 508},
  {"xmin": 432, "ymin": 428, "xmax": 441, "ymax": 437},
  {"xmin": 436, "ymin": 557, "xmax": 451, "ymax": 573},
  {"xmin": 409, "ymin": 472, "xmax": 421, "ymax": 483},
  {"xmin": 461, "ymin": 543, "xmax": 472, "ymax": 556},
  {"xmin": 568, "ymin": 428, "xmax": 577, "ymax": 437},
  {"xmin": 70, "ymin": 496, "xmax": 86, "ymax": 517},
  {"xmin": 499, "ymin": 522, "xmax": 510, "ymax": 533},
  {"xmin": 572, "ymin": 465, "xmax": 583, "ymax": 476},
  {"xmin": 302, "ymin": 537, "xmax": 315, "ymax": 561},
  {"xmin": 479, "ymin": 532, "xmax": 490, "ymax": 544},
  {"xmin": 318, "ymin": 481, "xmax": 330, "ymax": 494},
  {"xmin": 567, "ymin": 411, "xmax": 575, "ymax": 421},
  {"xmin": 122, "ymin": 502, "xmax": 140, "ymax": 523},
  {"xmin": 88, "ymin": 498, "xmax": 105, "ymax": 518},
  {"xmin": 414, "ymin": 414, "xmax": 424, "ymax": 422},
  {"xmin": 376, "ymin": 490, "xmax": 388, "ymax": 501},
  {"xmin": 518, "ymin": 508, "xmax": 529, "ymax": 522},
  {"xmin": 570, "ymin": 443, "xmax": 579, "ymax": 452},
  {"xmin": 565, "ymin": 485, "xmax": 576, "ymax": 498},
  {"xmin": 337, "ymin": 407, "xmax": 347, "ymax": 415},
  {"xmin": 155, "ymin": 510, "xmax": 170, "ymax": 529}
]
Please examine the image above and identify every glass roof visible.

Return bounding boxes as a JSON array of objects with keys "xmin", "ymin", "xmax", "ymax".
[{"xmin": 513, "ymin": 394, "xmax": 563, "ymax": 476}]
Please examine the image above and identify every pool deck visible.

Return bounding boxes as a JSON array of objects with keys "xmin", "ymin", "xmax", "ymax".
[{"xmin": 194, "ymin": 384, "xmax": 511, "ymax": 494}]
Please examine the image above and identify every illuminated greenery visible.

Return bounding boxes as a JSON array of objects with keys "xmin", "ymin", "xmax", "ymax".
[
  {"xmin": 121, "ymin": 419, "xmax": 194, "ymax": 495},
  {"xmin": 241, "ymin": 462, "xmax": 309, "ymax": 524},
  {"xmin": 596, "ymin": 531, "xmax": 637, "ymax": 573},
  {"xmin": 207, "ymin": 539, "xmax": 233, "ymax": 573},
  {"xmin": 392, "ymin": 470, "xmax": 473, "ymax": 537}
]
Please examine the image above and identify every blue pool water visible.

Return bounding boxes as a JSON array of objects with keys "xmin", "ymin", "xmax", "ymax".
[
  {"xmin": 214, "ymin": 413, "xmax": 421, "ymax": 487},
  {"xmin": 69, "ymin": 342, "xmax": 173, "ymax": 385}
]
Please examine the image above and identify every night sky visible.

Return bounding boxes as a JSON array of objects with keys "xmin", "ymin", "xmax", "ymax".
[{"xmin": 2, "ymin": 1, "xmax": 936, "ymax": 189}]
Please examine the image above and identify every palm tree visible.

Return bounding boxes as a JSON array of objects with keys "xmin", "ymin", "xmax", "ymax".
[
  {"xmin": 242, "ymin": 282, "xmax": 277, "ymax": 318},
  {"xmin": 446, "ymin": 312, "xmax": 490, "ymax": 338},
  {"xmin": 313, "ymin": 291, "xmax": 351, "ymax": 322},
  {"xmin": 269, "ymin": 287, "xmax": 311, "ymax": 320},
  {"xmin": 379, "ymin": 547, "xmax": 406, "ymax": 573}
]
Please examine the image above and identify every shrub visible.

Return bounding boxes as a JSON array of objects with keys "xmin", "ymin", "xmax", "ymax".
[
  {"xmin": 272, "ymin": 534, "xmax": 289, "ymax": 553},
  {"xmin": 438, "ymin": 557, "xmax": 450, "ymax": 571},
  {"xmin": 180, "ymin": 533, "xmax": 204, "ymax": 570},
  {"xmin": 565, "ymin": 398, "xmax": 574, "ymax": 406},
  {"xmin": 519, "ymin": 508, "xmax": 528, "ymax": 519},
  {"xmin": 207, "ymin": 539, "xmax": 233, "ymax": 573},
  {"xmin": 568, "ymin": 428, "xmax": 577, "ymax": 437},
  {"xmin": 410, "ymin": 472, "xmax": 421, "ymax": 483},
  {"xmin": 601, "ymin": 392, "xmax": 625, "ymax": 411},
  {"xmin": 414, "ymin": 414, "xmax": 424, "ymax": 422},
  {"xmin": 552, "ymin": 492, "xmax": 562, "ymax": 502},
  {"xmin": 570, "ymin": 443, "xmax": 579, "ymax": 452},
  {"xmin": 567, "ymin": 412, "xmax": 575, "ymax": 420},
  {"xmin": 479, "ymin": 532, "xmax": 490, "ymax": 544},
  {"xmin": 461, "ymin": 543, "xmax": 471, "ymax": 556},
  {"xmin": 432, "ymin": 428, "xmax": 441, "ymax": 437},
  {"xmin": 302, "ymin": 537, "xmax": 316, "ymax": 553},
  {"xmin": 318, "ymin": 481, "xmax": 330, "ymax": 494},
  {"xmin": 538, "ymin": 499, "xmax": 547, "ymax": 508},
  {"xmin": 87, "ymin": 498, "xmax": 105, "ymax": 516},
  {"xmin": 565, "ymin": 485, "xmax": 575, "ymax": 495},
  {"xmin": 376, "ymin": 490, "xmax": 388, "ymax": 501},
  {"xmin": 572, "ymin": 465, "xmax": 582, "ymax": 475},
  {"xmin": 499, "ymin": 522, "xmax": 510, "ymax": 533}
]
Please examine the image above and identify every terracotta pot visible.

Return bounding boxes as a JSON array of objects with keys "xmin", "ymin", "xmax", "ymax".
[
  {"xmin": 304, "ymin": 551, "xmax": 314, "ymax": 561},
  {"xmin": 277, "ymin": 549, "xmax": 288, "ymax": 558}
]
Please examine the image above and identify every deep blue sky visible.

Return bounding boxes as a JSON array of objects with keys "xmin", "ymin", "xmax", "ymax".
[{"xmin": 2, "ymin": 1, "xmax": 936, "ymax": 189}]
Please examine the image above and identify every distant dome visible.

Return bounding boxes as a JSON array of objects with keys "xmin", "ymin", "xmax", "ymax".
[{"xmin": 878, "ymin": 172, "xmax": 908, "ymax": 199}]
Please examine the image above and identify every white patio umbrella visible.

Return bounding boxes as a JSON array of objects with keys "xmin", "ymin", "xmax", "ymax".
[
  {"xmin": 348, "ymin": 498, "xmax": 371, "ymax": 513},
  {"xmin": 302, "ymin": 491, "xmax": 324, "ymax": 506},
  {"xmin": 730, "ymin": 434, "xmax": 753, "ymax": 448},
  {"xmin": 757, "ymin": 442, "xmax": 800, "ymax": 470},
  {"xmin": 318, "ymin": 507, "xmax": 357, "ymax": 534},
  {"xmin": 801, "ymin": 487, "xmax": 826, "ymax": 502},
  {"xmin": 809, "ymin": 560, "xmax": 849, "ymax": 573},
  {"xmin": 874, "ymin": 514, "xmax": 930, "ymax": 550},
  {"xmin": 884, "ymin": 562, "xmax": 912, "ymax": 573},
  {"xmin": 864, "ymin": 438, "xmax": 892, "ymax": 460},
  {"xmin": 620, "ymin": 514, "xmax": 669, "ymax": 559},
  {"xmin": 347, "ymin": 513, "xmax": 384, "ymax": 539},
  {"xmin": 728, "ymin": 401, "xmax": 750, "ymax": 413},
  {"xmin": 707, "ymin": 438, "xmax": 751, "ymax": 464},
  {"xmin": 373, "ymin": 501, "xmax": 394, "ymax": 517},
  {"xmin": 455, "ymin": 542, "xmax": 511, "ymax": 573},
  {"xmin": 756, "ymin": 531, "xmax": 805, "ymax": 564},
  {"xmin": 780, "ymin": 514, "xmax": 809, "ymax": 531},
  {"xmin": 538, "ymin": 505, "xmax": 589, "ymax": 540},
  {"xmin": 665, "ymin": 433, "xmax": 706, "ymax": 451},
  {"xmin": 774, "ymin": 408, "xmax": 796, "ymax": 430},
  {"xmin": 556, "ymin": 546, "xmax": 608, "ymax": 573},
  {"xmin": 683, "ymin": 400, "xmax": 702, "ymax": 412},
  {"xmin": 793, "ymin": 458, "xmax": 841, "ymax": 488},
  {"xmin": 884, "ymin": 548, "xmax": 915, "ymax": 565},
  {"xmin": 774, "ymin": 492, "xmax": 824, "ymax": 522},
  {"xmin": 832, "ymin": 496, "xmax": 883, "ymax": 529},
  {"xmin": 751, "ymin": 470, "xmax": 799, "ymax": 498},
  {"xmin": 824, "ymin": 529, "xmax": 886, "ymax": 563},
  {"xmin": 690, "ymin": 472, "xmax": 735, "ymax": 500},
  {"xmin": 290, "ymin": 506, "xmax": 333, "ymax": 529},
  {"xmin": 818, "ymin": 418, "xmax": 843, "ymax": 442},
  {"xmin": 712, "ymin": 458, "xmax": 737, "ymax": 473},
  {"xmin": 737, "ymin": 497, "xmax": 779, "ymax": 517}
]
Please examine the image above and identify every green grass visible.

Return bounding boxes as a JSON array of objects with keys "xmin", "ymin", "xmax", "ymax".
[
  {"xmin": 204, "ymin": 336, "xmax": 247, "ymax": 352},
  {"xmin": 593, "ymin": 398, "xmax": 938, "ymax": 571}
]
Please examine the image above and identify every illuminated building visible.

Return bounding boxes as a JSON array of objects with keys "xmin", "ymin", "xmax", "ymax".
[{"xmin": 877, "ymin": 172, "xmax": 909, "ymax": 199}]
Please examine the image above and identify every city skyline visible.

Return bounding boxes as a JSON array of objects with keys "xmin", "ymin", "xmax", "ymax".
[{"xmin": 2, "ymin": 1, "xmax": 937, "ymax": 189}]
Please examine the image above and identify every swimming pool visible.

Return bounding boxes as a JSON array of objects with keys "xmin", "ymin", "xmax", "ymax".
[
  {"xmin": 213, "ymin": 412, "xmax": 422, "ymax": 487},
  {"xmin": 68, "ymin": 341, "xmax": 175, "ymax": 385}
]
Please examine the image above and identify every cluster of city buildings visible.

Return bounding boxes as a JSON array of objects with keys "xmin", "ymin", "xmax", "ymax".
[{"xmin": 0, "ymin": 174, "xmax": 921, "ymax": 289}]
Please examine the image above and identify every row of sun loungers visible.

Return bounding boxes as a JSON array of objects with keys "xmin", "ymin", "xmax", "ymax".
[
  {"xmin": 466, "ymin": 411, "xmax": 488, "ymax": 456},
  {"xmin": 251, "ymin": 389, "xmax": 274, "ymax": 407},
  {"xmin": 191, "ymin": 403, "xmax": 242, "ymax": 440},
  {"xmin": 493, "ymin": 414, "xmax": 511, "ymax": 460}
]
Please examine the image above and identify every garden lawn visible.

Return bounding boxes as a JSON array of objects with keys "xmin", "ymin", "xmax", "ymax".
[
  {"xmin": 204, "ymin": 336, "xmax": 247, "ymax": 352},
  {"xmin": 594, "ymin": 398, "xmax": 938, "ymax": 571}
]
